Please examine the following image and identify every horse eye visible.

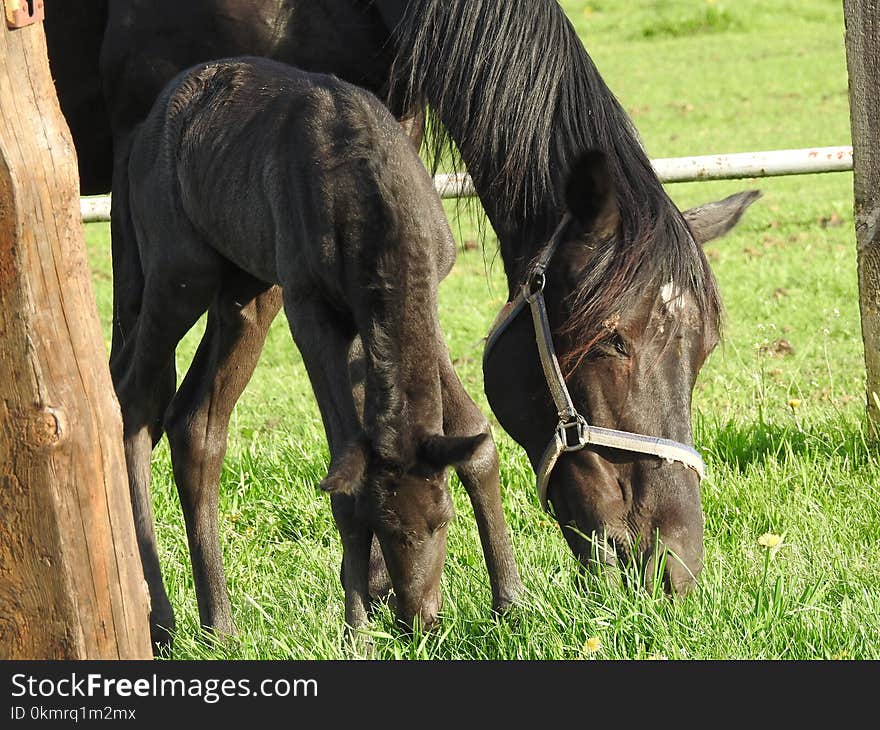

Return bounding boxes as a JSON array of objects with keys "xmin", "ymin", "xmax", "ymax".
[
  {"xmin": 434, "ymin": 520, "xmax": 449, "ymax": 533},
  {"xmin": 587, "ymin": 334, "xmax": 628, "ymax": 361},
  {"xmin": 598, "ymin": 332, "xmax": 629, "ymax": 358}
]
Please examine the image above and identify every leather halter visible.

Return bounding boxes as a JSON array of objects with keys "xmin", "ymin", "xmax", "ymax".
[{"xmin": 483, "ymin": 216, "xmax": 706, "ymax": 514}]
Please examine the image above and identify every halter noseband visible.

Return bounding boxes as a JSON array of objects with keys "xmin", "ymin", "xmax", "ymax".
[{"xmin": 483, "ymin": 216, "xmax": 706, "ymax": 514}]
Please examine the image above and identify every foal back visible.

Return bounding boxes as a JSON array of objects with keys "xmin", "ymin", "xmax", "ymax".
[{"xmin": 129, "ymin": 56, "xmax": 455, "ymax": 297}]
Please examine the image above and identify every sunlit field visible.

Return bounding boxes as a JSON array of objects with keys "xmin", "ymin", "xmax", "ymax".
[{"xmin": 82, "ymin": 0, "xmax": 879, "ymax": 659}]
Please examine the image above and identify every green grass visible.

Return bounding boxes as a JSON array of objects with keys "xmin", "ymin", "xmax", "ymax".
[{"xmin": 82, "ymin": 0, "xmax": 879, "ymax": 659}]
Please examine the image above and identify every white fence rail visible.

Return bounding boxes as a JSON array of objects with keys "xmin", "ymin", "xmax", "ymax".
[
  {"xmin": 650, "ymin": 145, "xmax": 853, "ymax": 183},
  {"xmin": 81, "ymin": 145, "xmax": 854, "ymax": 222}
]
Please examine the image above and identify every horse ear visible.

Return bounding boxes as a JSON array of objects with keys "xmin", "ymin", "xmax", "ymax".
[
  {"xmin": 683, "ymin": 190, "xmax": 762, "ymax": 245},
  {"xmin": 564, "ymin": 149, "xmax": 620, "ymax": 238},
  {"xmin": 319, "ymin": 438, "xmax": 369, "ymax": 496},
  {"xmin": 420, "ymin": 433, "xmax": 489, "ymax": 471}
]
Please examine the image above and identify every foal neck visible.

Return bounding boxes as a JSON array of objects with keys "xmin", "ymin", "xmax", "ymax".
[{"xmin": 358, "ymin": 249, "xmax": 445, "ymax": 460}]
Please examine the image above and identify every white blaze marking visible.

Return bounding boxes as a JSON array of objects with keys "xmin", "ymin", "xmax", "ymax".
[{"xmin": 661, "ymin": 280, "xmax": 684, "ymax": 314}]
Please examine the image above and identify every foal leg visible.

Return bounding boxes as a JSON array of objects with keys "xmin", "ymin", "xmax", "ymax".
[
  {"xmin": 164, "ymin": 277, "xmax": 282, "ymax": 638},
  {"xmin": 111, "ymin": 274, "xmax": 219, "ymax": 652},
  {"xmin": 346, "ymin": 337, "xmax": 392, "ymax": 607},
  {"xmin": 108, "ymin": 146, "xmax": 183, "ymax": 652},
  {"xmin": 437, "ymin": 332, "xmax": 524, "ymax": 613},
  {"xmin": 284, "ymin": 294, "xmax": 372, "ymax": 641},
  {"xmin": 115, "ymin": 360, "xmax": 177, "ymax": 652}
]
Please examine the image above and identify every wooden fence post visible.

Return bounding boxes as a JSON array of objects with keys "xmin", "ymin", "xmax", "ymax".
[
  {"xmin": 0, "ymin": 8, "xmax": 152, "ymax": 658},
  {"xmin": 843, "ymin": 1, "xmax": 880, "ymax": 437}
]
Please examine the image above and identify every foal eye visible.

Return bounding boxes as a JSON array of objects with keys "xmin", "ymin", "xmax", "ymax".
[{"xmin": 612, "ymin": 335, "xmax": 629, "ymax": 357}]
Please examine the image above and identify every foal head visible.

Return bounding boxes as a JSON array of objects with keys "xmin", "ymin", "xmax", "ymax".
[
  {"xmin": 485, "ymin": 151, "xmax": 759, "ymax": 594},
  {"xmin": 320, "ymin": 432, "xmax": 486, "ymax": 629}
]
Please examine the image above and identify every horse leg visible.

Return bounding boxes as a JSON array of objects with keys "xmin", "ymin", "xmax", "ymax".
[
  {"xmin": 284, "ymin": 294, "xmax": 371, "ymax": 643},
  {"xmin": 437, "ymin": 332, "xmax": 524, "ymax": 613},
  {"xmin": 114, "ymin": 359, "xmax": 176, "ymax": 653},
  {"xmin": 346, "ymin": 337, "xmax": 392, "ymax": 608},
  {"xmin": 108, "ymin": 133, "xmax": 142, "ymax": 369},
  {"xmin": 108, "ymin": 137, "xmax": 186, "ymax": 652},
  {"xmin": 163, "ymin": 276, "xmax": 282, "ymax": 638},
  {"xmin": 111, "ymin": 275, "xmax": 218, "ymax": 653}
]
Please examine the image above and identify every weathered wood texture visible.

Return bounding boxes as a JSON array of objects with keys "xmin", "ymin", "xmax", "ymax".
[
  {"xmin": 0, "ymin": 16, "xmax": 151, "ymax": 658},
  {"xmin": 844, "ymin": 1, "xmax": 880, "ymax": 435}
]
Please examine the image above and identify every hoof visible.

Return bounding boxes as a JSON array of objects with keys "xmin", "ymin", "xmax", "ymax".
[
  {"xmin": 491, "ymin": 598, "xmax": 525, "ymax": 632},
  {"xmin": 344, "ymin": 629, "xmax": 374, "ymax": 660},
  {"xmin": 492, "ymin": 580, "xmax": 525, "ymax": 616},
  {"xmin": 204, "ymin": 622, "xmax": 237, "ymax": 648},
  {"xmin": 150, "ymin": 621, "xmax": 175, "ymax": 658}
]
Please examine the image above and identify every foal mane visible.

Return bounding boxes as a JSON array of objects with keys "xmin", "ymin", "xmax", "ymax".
[{"xmin": 390, "ymin": 0, "xmax": 721, "ymax": 367}]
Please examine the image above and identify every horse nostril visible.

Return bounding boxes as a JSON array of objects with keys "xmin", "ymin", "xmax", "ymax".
[
  {"xmin": 665, "ymin": 553, "xmax": 700, "ymax": 596},
  {"xmin": 421, "ymin": 593, "xmax": 442, "ymax": 630},
  {"xmin": 569, "ymin": 528, "xmax": 622, "ymax": 576},
  {"xmin": 644, "ymin": 542, "xmax": 702, "ymax": 597},
  {"xmin": 395, "ymin": 592, "xmax": 442, "ymax": 631},
  {"xmin": 588, "ymin": 532, "xmax": 620, "ymax": 568}
]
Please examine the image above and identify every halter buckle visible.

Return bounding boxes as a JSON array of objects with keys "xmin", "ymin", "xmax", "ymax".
[
  {"xmin": 557, "ymin": 415, "xmax": 589, "ymax": 451},
  {"xmin": 523, "ymin": 267, "xmax": 546, "ymax": 303}
]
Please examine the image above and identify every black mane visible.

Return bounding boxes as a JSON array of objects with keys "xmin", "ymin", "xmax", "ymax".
[{"xmin": 391, "ymin": 0, "xmax": 721, "ymax": 352}]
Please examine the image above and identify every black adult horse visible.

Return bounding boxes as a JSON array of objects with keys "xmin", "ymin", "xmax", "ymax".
[{"xmin": 48, "ymin": 1, "xmax": 758, "ymax": 619}]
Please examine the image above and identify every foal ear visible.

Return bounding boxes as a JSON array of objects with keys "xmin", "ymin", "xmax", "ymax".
[
  {"xmin": 420, "ymin": 433, "xmax": 489, "ymax": 471},
  {"xmin": 683, "ymin": 190, "xmax": 762, "ymax": 245},
  {"xmin": 319, "ymin": 438, "xmax": 369, "ymax": 496},
  {"xmin": 564, "ymin": 149, "xmax": 620, "ymax": 238}
]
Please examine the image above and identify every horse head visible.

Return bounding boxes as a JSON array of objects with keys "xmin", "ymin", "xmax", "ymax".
[{"xmin": 484, "ymin": 150, "xmax": 760, "ymax": 594}]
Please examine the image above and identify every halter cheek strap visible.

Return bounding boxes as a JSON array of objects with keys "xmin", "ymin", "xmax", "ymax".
[{"xmin": 483, "ymin": 217, "xmax": 706, "ymax": 514}]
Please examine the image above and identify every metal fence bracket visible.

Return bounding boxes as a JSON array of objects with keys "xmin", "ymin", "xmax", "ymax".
[{"xmin": 5, "ymin": 0, "xmax": 43, "ymax": 29}]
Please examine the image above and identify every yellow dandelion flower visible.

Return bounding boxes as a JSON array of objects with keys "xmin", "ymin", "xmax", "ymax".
[
  {"xmin": 788, "ymin": 398, "xmax": 801, "ymax": 410},
  {"xmin": 647, "ymin": 653, "xmax": 667, "ymax": 661},
  {"xmin": 758, "ymin": 532, "xmax": 782, "ymax": 548},
  {"xmin": 583, "ymin": 637, "xmax": 602, "ymax": 654}
]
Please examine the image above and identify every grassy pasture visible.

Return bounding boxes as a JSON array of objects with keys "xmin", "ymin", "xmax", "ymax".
[{"xmin": 82, "ymin": 0, "xmax": 879, "ymax": 659}]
